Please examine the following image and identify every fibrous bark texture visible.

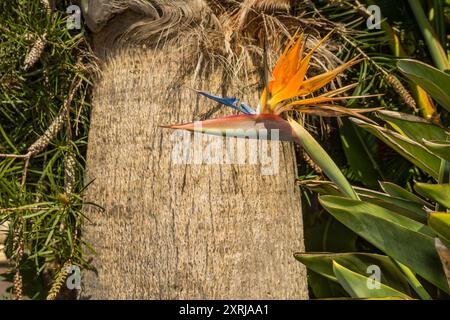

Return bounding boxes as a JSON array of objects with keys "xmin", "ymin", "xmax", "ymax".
[{"xmin": 81, "ymin": 44, "xmax": 308, "ymax": 299}]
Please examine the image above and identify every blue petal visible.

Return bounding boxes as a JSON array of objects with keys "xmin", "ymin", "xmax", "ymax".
[
  {"xmin": 240, "ymin": 103, "xmax": 256, "ymax": 115},
  {"xmin": 194, "ymin": 90, "xmax": 256, "ymax": 115}
]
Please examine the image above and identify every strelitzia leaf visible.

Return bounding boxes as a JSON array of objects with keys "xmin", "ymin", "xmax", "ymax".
[
  {"xmin": 428, "ymin": 213, "xmax": 450, "ymax": 244},
  {"xmin": 318, "ymin": 195, "xmax": 449, "ymax": 292},
  {"xmin": 380, "ymin": 182, "xmax": 432, "ymax": 207},
  {"xmin": 332, "ymin": 261, "xmax": 413, "ymax": 299},
  {"xmin": 393, "ymin": 260, "xmax": 432, "ymax": 300},
  {"xmin": 297, "ymin": 180, "xmax": 342, "ymax": 196},
  {"xmin": 288, "ymin": 118, "xmax": 358, "ymax": 199},
  {"xmin": 423, "ymin": 139, "xmax": 450, "ymax": 162},
  {"xmin": 415, "ymin": 183, "xmax": 450, "ymax": 209},
  {"xmin": 339, "ymin": 119, "xmax": 382, "ymax": 189},
  {"xmin": 299, "ymin": 180, "xmax": 428, "ymax": 223},
  {"xmin": 354, "ymin": 187, "xmax": 428, "ymax": 224},
  {"xmin": 377, "ymin": 110, "xmax": 447, "ymax": 142},
  {"xmin": 352, "ymin": 118, "xmax": 441, "ymax": 178},
  {"xmin": 294, "ymin": 252, "xmax": 412, "ymax": 295},
  {"xmin": 435, "ymin": 238, "xmax": 450, "ymax": 290},
  {"xmin": 398, "ymin": 59, "xmax": 450, "ymax": 112},
  {"xmin": 162, "ymin": 114, "xmax": 295, "ymax": 141}
]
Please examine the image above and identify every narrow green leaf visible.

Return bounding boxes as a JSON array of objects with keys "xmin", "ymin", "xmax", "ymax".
[
  {"xmin": 319, "ymin": 195, "xmax": 449, "ymax": 292},
  {"xmin": 398, "ymin": 59, "xmax": 450, "ymax": 111},
  {"xmin": 377, "ymin": 110, "xmax": 447, "ymax": 142},
  {"xmin": 355, "ymin": 187, "xmax": 428, "ymax": 224},
  {"xmin": 300, "ymin": 180, "xmax": 428, "ymax": 223},
  {"xmin": 352, "ymin": 118, "xmax": 441, "ymax": 178},
  {"xmin": 415, "ymin": 183, "xmax": 450, "ymax": 209},
  {"xmin": 435, "ymin": 238, "xmax": 450, "ymax": 290},
  {"xmin": 339, "ymin": 118, "xmax": 382, "ymax": 189},
  {"xmin": 294, "ymin": 252, "xmax": 412, "ymax": 295},
  {"xmin": 393, "ymin": 260, "xmax": 432, "ymax": 300},
  {"xmin": 423, "ymin": 139, "xmax": 450, "ymax": 162},
  {"xmin": 428, "ymin": 213, "xmax": 450, "ymax": 244},
  {"xmin": 406, "ymin": 2, "xmax": 450, "ymax": 71},
  {"xmin": 332, "ymin": 261, "xmax": 413, "ymax": 299},
  {"xmin": 380, "ymin": 182, "xmax": 431, "ymax": 206}
]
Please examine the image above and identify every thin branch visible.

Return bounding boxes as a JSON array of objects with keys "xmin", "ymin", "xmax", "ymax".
[
  {"xmin": 0, "ymin": 207, "xmax": 51, "ymax": 213},
  {"xmin": 0, "ymin": 153, "xmax": 30, "ymax": 159}
]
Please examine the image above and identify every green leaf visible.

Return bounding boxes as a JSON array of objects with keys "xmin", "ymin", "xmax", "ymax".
[
  {"xmin": 288, "ymin": 118, "xmax": 358, "ymax": 199},
  {"xmin": 398, "ymin": 59, "xmax": 450, "ymax": 112},
  {"xmin": 297, "ymin": 180, "xmax": 342, "ymax": 196},
  {"xmin": 380, "ymin": 182, "xmax": 432, "ymax": 206},
  {"xmin": 294, "ymin": 252, "xmax": 412, "ymax": 295},
  {"xmin": 339, "ymin": 118, "xmax": 382, "ymax": 189},
  {"xmin": 319, "ymin": 195, "xmax": 449, "ymax": 292},
  {"xmin": 332, "ymin": 261, "xmax": 413, "ymax": 299},
  {"xmin": 393, "ymin": 260, "xmax": 432, "ymax": 300},
  {"xmin": 308, "ymin": 271, "xmax": 349, "ymax": 299},
  {"xmin": 322, "ymin": 219, "xmax": 358, "ymax": 252},
  {"xmin": 377, "ymin": 110, "xmax": 447, "ymax": 142},
  {"xmin": 300, "ymin": 180, "xmax": 428, "ymax": 223},
  {"xmin": 415, "ymin": 183, "xmax": 450, "ymax": 209},
  {"xmin": 428, "ymin": 213, "xmax": 450, "ymax": 244},
  {"xmin": 423, "ymin": 140, "xmax": 450, "ymax": 162},
  {"xmin": 355, "ymin": 187, "xmax": 428, "ymax": 224},
  {"xmin": 352, "ymin": 118, "xmax": 441, "ymax": 178},
  {"xmin": 435, "ymin": 238, "xmax": 450, "ymax": 291}
]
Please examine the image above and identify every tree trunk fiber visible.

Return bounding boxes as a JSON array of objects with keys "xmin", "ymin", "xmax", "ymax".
[{"xmin": 81, "ymin": 41, "xmax": 308, "ymax": 299}]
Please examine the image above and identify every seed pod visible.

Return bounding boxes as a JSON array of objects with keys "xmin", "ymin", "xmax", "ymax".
[
  {"xmin": 46, "ymin": 262, "xmax": 71, "ymax": 300},
  {"xmin": 64, "ymin": 152, "xmax": 76, "ymax": 196},
  {"xmin": 13, "ymin": 271, "xmax": 23, "ymax": 300},
  {"xmin": 27, "ymin": 108, "xmax": 67, "ymax": 156},
  {"xmin": 23, "ymin": 34, "xmax": 47, "ymax": 71},
  {"xmin": 40, "ymin": 0, "xmax": 52, "ymax": 13},
  {"xmin": 301, "ymin": 148, "xmax": 322, "ymax": 175},
  {"xmin": 385, "ymin": 74, "xmax": 418, "ymax": 112}
]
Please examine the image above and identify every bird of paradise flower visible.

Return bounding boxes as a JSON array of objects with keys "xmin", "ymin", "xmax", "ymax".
[{"xmin": 162, "ymin": 31, "xmax": 381, "ymax": 142}]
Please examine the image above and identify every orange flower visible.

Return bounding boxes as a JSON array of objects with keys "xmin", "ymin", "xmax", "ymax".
[
  {"xmin": 162, "ymin": 31, "xmax": 381, "ymax": 140},
  {"xmin": 260, "ymin": 31, "xmax": 377, "ymax": 116}
]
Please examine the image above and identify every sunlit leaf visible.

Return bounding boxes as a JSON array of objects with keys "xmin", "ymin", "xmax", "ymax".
[
  {"xmin": 352, "ymin": 118, "xmax": 441, "ymax": 178},
  {"xmin": 295, "ymin": 252, "xmax": 411, "ymax": 295},
  {"xmin": 377, "ymin": 110, "xmax": 447, "ymax": 142},
  {"xmin": 428, "ymin": 213, "xmax": 450, "ymax": 244},
  {"xmin": 398, "ymin": 59, "xmax": 450, "ymax": 112},
  {"xmin": 415, "ymin": 183, "xmax": 450, "ymax": 209},
  {"xmin": 319, "ymin": 195, "xmax": 449, "ymax": 292},
  {"xmin": 332, "ymin": 261, "xmax": 413, "ymax": 299}
]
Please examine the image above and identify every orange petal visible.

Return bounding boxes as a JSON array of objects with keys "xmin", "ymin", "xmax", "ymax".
[
  {"xmin": 295, "ymin": 56, "xmax": 364, "ymax": 97},
  {"xmin": 270, "ymin": 33, "xmax": 304, "ymax": 95},
  {"xmin": 270, "ymin": 31, "xmax": 334, "ymax": 107}
]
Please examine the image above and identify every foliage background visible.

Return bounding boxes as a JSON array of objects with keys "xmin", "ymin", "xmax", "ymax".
[{"xmin": 0, "ymin": 0, "xmax": 449, "ymax": 299}]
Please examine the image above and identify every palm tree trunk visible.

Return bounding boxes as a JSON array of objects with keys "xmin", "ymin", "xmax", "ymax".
[{"xmin": 81, "ymin": 0, "xmax": 308, "ymax": 300}]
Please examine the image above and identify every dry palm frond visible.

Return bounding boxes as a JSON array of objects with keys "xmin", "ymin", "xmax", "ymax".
[{"xmin": 95, "ymin": 0, "xmax": 339, "ymax": 73}]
